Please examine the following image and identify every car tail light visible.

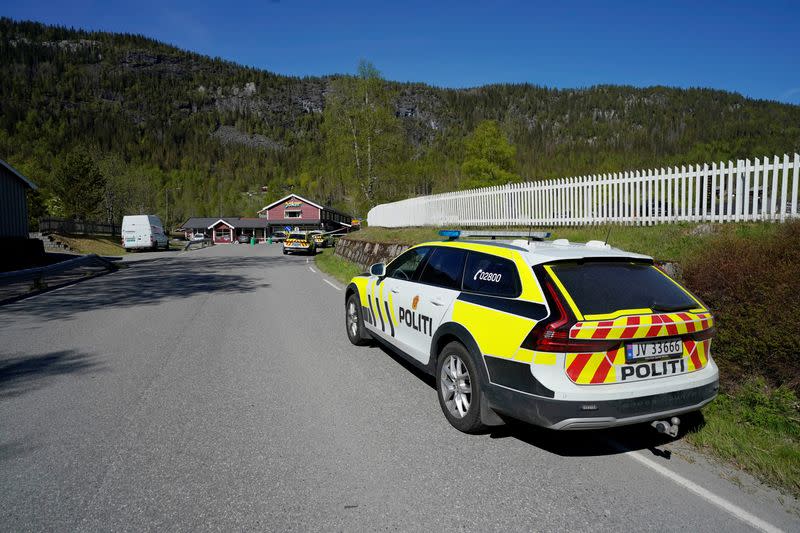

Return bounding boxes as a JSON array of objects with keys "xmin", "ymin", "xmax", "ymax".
[
  {"xmin": 688, "ymin": 326, "xmax": 716, "ymax": 342},
  {"xmin": 522, "ymin": 280, "xmax": 620, "ymax": 353}
]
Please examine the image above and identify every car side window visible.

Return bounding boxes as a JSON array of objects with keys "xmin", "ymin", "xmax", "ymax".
[
  {"xmin": 462, "ymin": 252, "xmax": 521, "ymax": 297},
  {"xmin": 418, "ymin": 247, "xmax": 467, "ymax": 290},
  {"xmin": 385, "ymin": 247, "xmax": 430, "ymax": 281}
]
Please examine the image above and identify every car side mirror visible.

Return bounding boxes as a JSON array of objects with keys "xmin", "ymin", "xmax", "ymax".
[{"xmin": 370, "ymin": 262, "xmax": 386, "ymax": 277}]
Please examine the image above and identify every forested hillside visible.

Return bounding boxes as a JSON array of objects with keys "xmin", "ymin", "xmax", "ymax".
[{"xmin": 2, "ymin": 18, "xmax": 799, "ymax": 227}]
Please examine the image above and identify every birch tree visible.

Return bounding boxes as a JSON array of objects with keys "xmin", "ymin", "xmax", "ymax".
[{"xmin": 322, "ymin": 61, "xmax": 404, "ymax": 212}]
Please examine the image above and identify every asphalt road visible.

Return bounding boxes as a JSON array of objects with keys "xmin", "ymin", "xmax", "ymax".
[{"xmin": 1, "ymin": 244, "xmax": 797, "ymax": 532}]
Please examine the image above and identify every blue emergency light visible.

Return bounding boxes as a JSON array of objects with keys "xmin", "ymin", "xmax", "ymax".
[
  {"xmin": 438, "ymin": 229, "xmax": 551, "ymax": 241},
  {"xmin": 438, "ymin": 230, "xmax": 462, "ymax": 240}
]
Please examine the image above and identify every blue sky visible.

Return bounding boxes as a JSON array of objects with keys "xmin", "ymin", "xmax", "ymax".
[{"xmin": 3, "ymin": 0, "xmax": 799, "ymax": 104}]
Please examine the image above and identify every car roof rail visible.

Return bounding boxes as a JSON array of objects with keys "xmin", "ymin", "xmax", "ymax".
[{"xmin": 439, "ymin": 229, "xmax": 551, "ymax": 241}]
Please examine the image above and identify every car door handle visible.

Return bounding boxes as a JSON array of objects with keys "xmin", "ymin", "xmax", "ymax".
[
  {"xmin": 430, "ymin": 298, "xmax": 445, "ymax": 306},
  {"xmin": 390, "ymin": 288, "xmax": 400, "ymax": 294}
]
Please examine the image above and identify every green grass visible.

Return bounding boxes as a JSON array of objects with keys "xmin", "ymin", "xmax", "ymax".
[
  {"xmin": 53, "ymin": 234, "xmax": 128, "ymax": 256},
  {"xmin": 687, "ymin": 380, "xmax": 800, "ymax": 497},
  {"xmin": 53, "ymin": 234, "xmax": 186, "ymax": 255},
  {"xmin": 352, "ymin": 222, "xmax": 784, "ymax": 263},
  {"xmin": 314, "ymin": 249, "xmax": 364, "ymax": 285}
]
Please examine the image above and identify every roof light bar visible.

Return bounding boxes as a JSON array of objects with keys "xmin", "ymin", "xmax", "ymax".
[{"xmin": 438, "ymin": 230, "xmax": 551, "ymax": 241}]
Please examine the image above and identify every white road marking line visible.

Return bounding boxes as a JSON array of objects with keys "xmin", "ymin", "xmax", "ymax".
[
  {"xmin": 309, "ymin": 267, "xmax": 316, "ymax": 273},
  {"xmin": 613, "ymin": 442, "xmax": 783, "ymax": 533},
  {"xmin": 323, "ymin": 279, "xmax": 341, "ymax": 291}
]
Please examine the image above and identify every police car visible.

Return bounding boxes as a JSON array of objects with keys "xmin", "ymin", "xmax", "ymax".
[
  {"xmin": 344, "ymin": 230, "xmax": 718, "ymax": 434},
  {"xmin": 283, "ymin": 232, "xmax": 317, "ymax": 255}
]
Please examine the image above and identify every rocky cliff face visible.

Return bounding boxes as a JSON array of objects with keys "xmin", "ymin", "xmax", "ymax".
[{"xmin": 2, "ymin": 18, "xmax": 799, "ymax": 194}]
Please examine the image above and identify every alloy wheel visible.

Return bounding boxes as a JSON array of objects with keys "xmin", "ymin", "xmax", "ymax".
[
  {"xmin": 440, "ymin": 354, "xmax": 472, "ymax": 418},
  {"xmin": 347, "ymin": 300, "xmax": 359, "ymax": 338}
]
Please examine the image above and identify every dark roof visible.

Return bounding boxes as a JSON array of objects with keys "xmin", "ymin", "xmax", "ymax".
[
  {"xmin": 180, "ymin": 217, "xmax": 270, "ymax": 230},
  {"xmin": 0, "ymin": 159, "xmax": 37, "ymax": 190}
]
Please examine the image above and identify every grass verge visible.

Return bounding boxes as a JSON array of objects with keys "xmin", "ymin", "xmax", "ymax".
[
  {"xmin": 52, "ymin": 234, "xmax": 127, "ymax": 256},
  {"xmin": 687, "ymin": 380, "xmax": 800, "ymax": 497},
  {"xmin": 314, "ymin": 249, "xmax": 364, "ymax": 285},
  {"xmin": 351, "ymin": 222, "xmax": 783, "ymax": 263}
]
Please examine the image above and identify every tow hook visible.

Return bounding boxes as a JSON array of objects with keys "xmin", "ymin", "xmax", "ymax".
[{"xmin": 651, "ymin": 417, "xmax": 680, "ymax": 438}]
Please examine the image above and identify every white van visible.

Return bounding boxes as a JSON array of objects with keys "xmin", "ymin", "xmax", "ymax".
[{"xmin": 121, "ymin": 215, "xmax": 169, "ymax": 251}]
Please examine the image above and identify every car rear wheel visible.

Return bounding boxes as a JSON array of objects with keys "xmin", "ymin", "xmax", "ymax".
[
  {"xmin": 436, "ymin": 342, "xmax": 486, "ymax": 433},
  {"xmin": 346, "ymin": 293, "xmax": 370, "ymax": 346}
]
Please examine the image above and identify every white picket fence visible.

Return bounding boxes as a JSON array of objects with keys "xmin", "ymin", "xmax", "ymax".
[{"xmin": 367, "ymin": 154, "xmax": 800, "ymax": 227}]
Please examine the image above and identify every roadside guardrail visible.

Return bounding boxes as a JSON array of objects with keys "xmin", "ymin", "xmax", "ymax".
[
  {"xmin": 0, "ymin": 254, "xmax": 117, "ymax": 304},
  {"xmin": 183, "ymin": 238, "xmax": 213, "ymax": 251}
]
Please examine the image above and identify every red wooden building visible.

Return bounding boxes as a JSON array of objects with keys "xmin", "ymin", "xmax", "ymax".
[{"xmin": 257, "ymin": 194, "xmax": 352, "ymax": 234}]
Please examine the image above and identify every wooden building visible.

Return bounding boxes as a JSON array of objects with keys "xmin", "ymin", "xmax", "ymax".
[
  {"xmin": 0, "ymin": 159, "xmax": 37, "ymax": 238},
  {"xmin": 256, "ymin": 194, "xmax": 352, "ymax": 234},
  {"xmin": 179, "ymin": 217, "xmax": 270, "ymax": 244}
]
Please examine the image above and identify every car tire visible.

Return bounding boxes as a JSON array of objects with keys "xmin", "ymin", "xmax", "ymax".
[
  {"xmin": 345, "ymin": 293, "xmax": 370, "ymax": 346},
  {"xmin": 283, "ymin": 249, "xmax": 288, "ymax": 255},
  {"xmin": 436, "ymin": 341, "xmax": 486, "ymax": 434}
]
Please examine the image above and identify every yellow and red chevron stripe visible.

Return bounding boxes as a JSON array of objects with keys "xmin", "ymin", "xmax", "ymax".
[
  {"xmin": 684, "ymin": 339, "xmax": 710, "ymax": 372},
  {"xmin": 569, "ymin": 312, "xmax": 713, "ymax": 340},
  {"xmin": 564, "ymin": 339, "xmax": 711, "ymax": 384},
  {"xmin": 566, "ymin": 347, "xmax": 626, "ymax": 384}
]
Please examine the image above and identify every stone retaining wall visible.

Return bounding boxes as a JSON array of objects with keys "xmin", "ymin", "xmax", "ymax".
[{"xmin": 334, "ymin": 238, "xmax": 410, "ymax": 268}]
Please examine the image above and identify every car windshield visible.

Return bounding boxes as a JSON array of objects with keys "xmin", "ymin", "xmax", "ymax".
[{"xmin": 547, "ymin": 261, "xmax": 698, "ymax": 317}]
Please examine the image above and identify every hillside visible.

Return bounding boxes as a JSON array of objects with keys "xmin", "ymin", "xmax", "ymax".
[{"xmin": 2, "ymin": 18, "xmax": 800, "ymax": 226}]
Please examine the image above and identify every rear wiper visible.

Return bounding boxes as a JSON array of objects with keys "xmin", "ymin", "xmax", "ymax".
[{"xmin": 650, "ymin": 302, "xmax": 695, "ymax": 312}]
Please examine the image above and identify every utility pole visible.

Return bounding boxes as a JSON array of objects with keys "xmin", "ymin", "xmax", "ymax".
[
  {"xmin": 165, "ymin": 187, "xmax": 181, "ymax": 234},
  {"xmin": 217, "ymin": 172, "xmax": 222, "ymax": 218}
]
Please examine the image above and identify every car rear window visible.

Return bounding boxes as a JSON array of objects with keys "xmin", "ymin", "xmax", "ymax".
[
  {"xmin": 546, "ymin": 261, "xmax": 698, "ymax": 317},
  {"xmin": 289, "ymin": 233, "xmax": 306, "ymax": 240},
  {"xmin": 462, "ymin": 252, "xmax": 521, "ymax": 297}
]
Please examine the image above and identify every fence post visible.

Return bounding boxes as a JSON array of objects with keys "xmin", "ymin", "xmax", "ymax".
[
  {"xmin": 750, "ymin": 159, "xmax": 760, "ymax": 219},
  {"xmin": 780, "ymin": 154, "xmax": 790, "ymax": 222},
  {"xmin": 792, "ymin": 153, "xmax": 799, "ymax": 218},
  {"xmin": 743, "ymin": 159, "xmax": 752, "ymax": 221},
  {"xmin": 760, "ymin": 156, "xmax": 769, "ymax": 218}
]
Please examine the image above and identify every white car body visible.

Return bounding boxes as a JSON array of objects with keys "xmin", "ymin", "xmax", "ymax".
[
  {"xmin": 121, "ymin": 215, "xmax": 169, "ymax": 251},
  {"xmin": 347, "ymin": 237, "xmax": 719, "ymax": 431}
]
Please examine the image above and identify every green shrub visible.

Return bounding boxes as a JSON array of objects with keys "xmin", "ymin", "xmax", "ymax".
[{"xmin": 683, "ymin": 221, "xmax": 800, "ymax": 392}]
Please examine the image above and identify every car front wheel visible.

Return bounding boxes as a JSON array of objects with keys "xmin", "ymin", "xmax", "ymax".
[
  {"xmin": 345, "ymin": 293, "xmax": 370, "ymax": 346},
  {"xmin": 436, "ymin": 342, "xmax": 486, "ymax": 433}
]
